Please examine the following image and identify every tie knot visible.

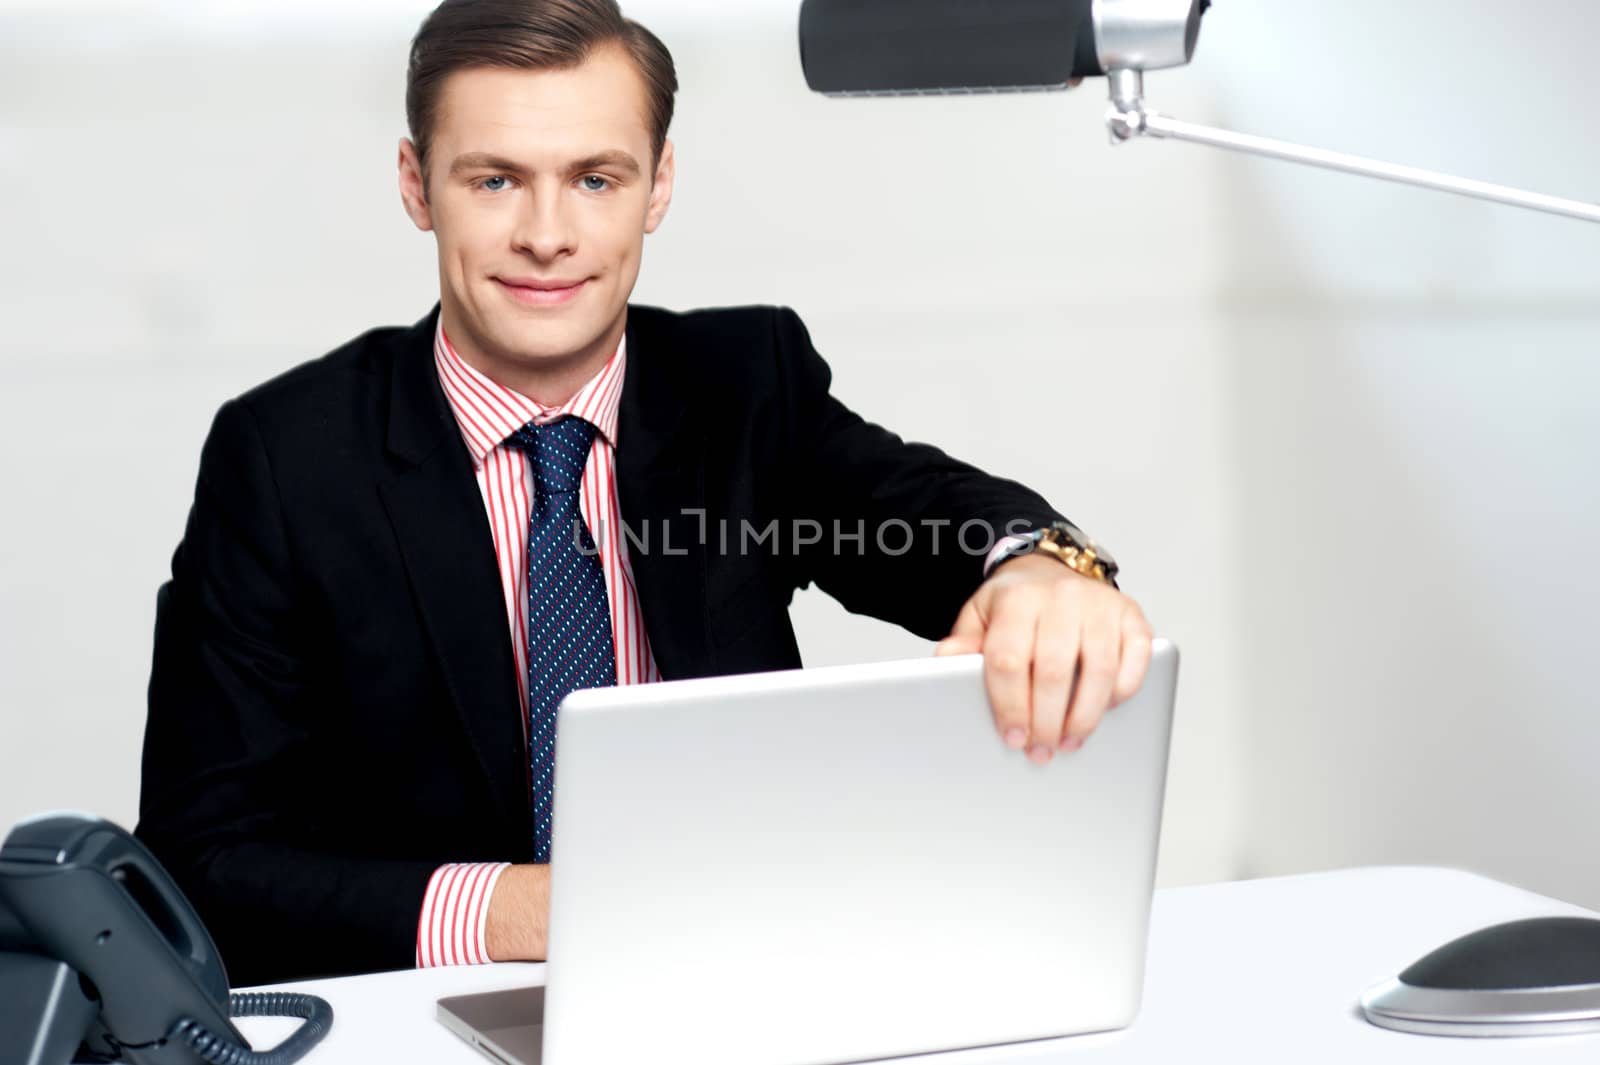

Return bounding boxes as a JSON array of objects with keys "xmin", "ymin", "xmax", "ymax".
[{"xmin": 508, "ymin": 417, "xmax": 597, "ymax": 494}]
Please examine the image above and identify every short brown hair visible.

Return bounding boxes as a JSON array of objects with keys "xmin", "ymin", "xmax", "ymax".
[{"xmin": 405, "ymin": 0, "xmax": 678, "ymax": 191}]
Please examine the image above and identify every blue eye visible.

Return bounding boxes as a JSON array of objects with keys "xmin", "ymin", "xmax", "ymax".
[
  {"xmin": 480, "ymin": 176, "xmax": 510, "ymax": 192},
  {"xmin": 581, "ymin": 175, "xmax": 610, "ymax": 192}
]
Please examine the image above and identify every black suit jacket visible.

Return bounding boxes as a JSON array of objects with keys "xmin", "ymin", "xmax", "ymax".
[{"xmin": 136, "ymin": 302, "xmax": 1064, "ymax": 985}]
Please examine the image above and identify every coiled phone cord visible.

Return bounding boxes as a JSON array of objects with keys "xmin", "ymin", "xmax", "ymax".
[{"xmin": 167, "ymin": 992, "xmax": 333, "ymax": 1065}]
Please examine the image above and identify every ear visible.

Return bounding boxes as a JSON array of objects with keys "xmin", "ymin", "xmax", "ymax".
[
  {"xmin": 398, "ymin": 137, "xmax": 434, "ymax": 232},
  {"xmin": 643, "ymin": 138, "xmax": 675, "ymax": 235}
]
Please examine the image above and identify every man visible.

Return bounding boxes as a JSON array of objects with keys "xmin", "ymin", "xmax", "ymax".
[{"xmin": 137, "ymin": 0, "xmax": 1153, "ymax": 985}]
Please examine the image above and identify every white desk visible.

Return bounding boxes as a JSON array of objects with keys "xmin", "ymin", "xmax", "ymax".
[{"xmin": 243, "ymin": 866, "xmax": 1600, "ymax": 1063}]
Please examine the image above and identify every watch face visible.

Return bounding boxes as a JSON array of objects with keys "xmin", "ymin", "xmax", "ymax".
[
  {"xmin": 1054, "ymin": 519, "xmax": 1088, "ymax": 543},
  {"xmin": 1053, "ymin": 520, "xmax": 1117, "ymax": 571}
]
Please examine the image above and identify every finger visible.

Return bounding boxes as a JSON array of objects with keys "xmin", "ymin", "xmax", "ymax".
[
  {"xmin": 1109, "ymin": 609, "xmax": 1154, "ymax": 708},
  {"xmin": 936, "ymin": 599, "xmax": 985, "ymax": 657},
  {"xmin": 981, "ymin": 592, "xmax": 1038, "ymax": 753},
  {"xmin": 1061, "ymin": 606, "xmax": 1121, "ymax": 749},
  {"xmin": 1027, "ymin": 586, "xmax": 1081, "ymax": 758}
]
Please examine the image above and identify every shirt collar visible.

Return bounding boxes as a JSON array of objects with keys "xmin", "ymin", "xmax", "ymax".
[{"xmin": 433, "ymin": 316, "xmax": 627, "ymax": 470}]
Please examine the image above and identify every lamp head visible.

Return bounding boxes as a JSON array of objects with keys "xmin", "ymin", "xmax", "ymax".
[{"xmin": 799, "ymin": 0, "xmax": 1208, "ymax": 97}]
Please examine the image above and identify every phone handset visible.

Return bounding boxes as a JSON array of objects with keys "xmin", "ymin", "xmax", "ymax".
[{"xmin": 0, "ymin": 814, "xmax": 333, "ymax": 1065}]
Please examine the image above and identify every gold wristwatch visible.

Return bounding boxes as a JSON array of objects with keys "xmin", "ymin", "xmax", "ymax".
[{"xmin": 1008, "ymin": 520, "xmax": 1120, "ymax": 588}]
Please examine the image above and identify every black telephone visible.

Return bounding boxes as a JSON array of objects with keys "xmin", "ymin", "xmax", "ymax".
[{"xmin": 0, "ymin": 814, "xmax": 331, "ymax": 1065}]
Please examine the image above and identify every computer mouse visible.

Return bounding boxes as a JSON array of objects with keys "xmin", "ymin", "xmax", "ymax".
[{"xmin": 1361, "ymin": 916, "xmax": 1600, "ymax": 1037}]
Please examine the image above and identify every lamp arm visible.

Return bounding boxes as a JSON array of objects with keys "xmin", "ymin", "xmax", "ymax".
[{"xmin": 1105, "ymin": 69, "xmax": 1600, "ymax": 224}]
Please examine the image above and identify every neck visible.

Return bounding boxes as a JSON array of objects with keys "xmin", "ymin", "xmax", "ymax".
[{"xmin": 440, "ymin": 303, "xmax": 624, "ymax": 408}]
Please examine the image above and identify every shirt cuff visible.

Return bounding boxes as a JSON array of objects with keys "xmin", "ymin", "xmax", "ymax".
[
  {"xmin": 984, "ymin": 534, "xmax": 1033, "ymax": 577},
  {"xmin": 416, "ymin": 862, "xmax": 511, "ymax": 968}
]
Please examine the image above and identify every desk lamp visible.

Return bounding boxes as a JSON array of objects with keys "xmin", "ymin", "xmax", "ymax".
[
  {"xmin": 797, "ymin": 0, "xmax": 1599, "ymax": 224},
  {"xmin": 797, "ymin": 0, "xmax": 1600, "ymax": 1038}
]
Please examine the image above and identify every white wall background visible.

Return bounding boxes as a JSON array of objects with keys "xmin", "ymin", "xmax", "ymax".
[{"xmin": 1, "ymin": 0, "xmax": 1595, "ymax": 904}]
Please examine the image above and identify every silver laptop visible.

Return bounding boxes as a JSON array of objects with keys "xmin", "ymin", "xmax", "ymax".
[{"xmin": 439, "ymin": 641, "xmax": 1179, "ymax": 1065}]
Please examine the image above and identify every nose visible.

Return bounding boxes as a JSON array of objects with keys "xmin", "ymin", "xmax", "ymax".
[{"xmin": 510, "ymin": 179, "xmax": 578, "ymax": 262}]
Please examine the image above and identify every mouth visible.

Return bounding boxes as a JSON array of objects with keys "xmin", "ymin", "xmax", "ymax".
[{"xmin": 494, "ymin": 277, "xmax": 589, "ymax": 307}]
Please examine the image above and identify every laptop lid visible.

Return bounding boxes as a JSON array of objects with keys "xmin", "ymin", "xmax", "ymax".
[{"xmin": 535, "ymin": 642, "xmax": 1178, "ymax": 1065}]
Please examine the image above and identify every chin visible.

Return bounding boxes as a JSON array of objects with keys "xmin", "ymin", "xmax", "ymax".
[{"xmin": 498, "ymin": 319, "xmax": 602, "ymax": 359}]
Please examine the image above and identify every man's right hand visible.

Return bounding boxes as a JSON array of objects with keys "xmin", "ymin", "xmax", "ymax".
[{"xmin": 485, "ymin": 864, "xmax": 552, "ymax": 961}]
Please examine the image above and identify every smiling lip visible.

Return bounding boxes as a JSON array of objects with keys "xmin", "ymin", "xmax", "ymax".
[{"xmin": 496, "ymin": 277, "xmax": 588, "ymax": 307}]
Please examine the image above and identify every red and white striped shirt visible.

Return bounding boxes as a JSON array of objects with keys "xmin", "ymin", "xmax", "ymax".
[{"xmin": 416, "ymin": 318, "xmax": 659, "ymax": 968}]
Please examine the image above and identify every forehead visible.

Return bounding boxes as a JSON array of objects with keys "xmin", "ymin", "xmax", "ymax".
[{"xmin": 432, "ymin": 45, "xmax": 652, "ymax": 159}]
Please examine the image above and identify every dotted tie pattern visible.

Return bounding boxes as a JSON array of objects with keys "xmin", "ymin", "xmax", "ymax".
[{"xmin": 507, "ymin": 416, "xmax": 617, "ymax": 863}]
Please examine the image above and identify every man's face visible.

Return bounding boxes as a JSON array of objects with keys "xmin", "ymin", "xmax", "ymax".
[{"xmin": 399, "ymin": 45, "xmax": 673, "ymax": 384}]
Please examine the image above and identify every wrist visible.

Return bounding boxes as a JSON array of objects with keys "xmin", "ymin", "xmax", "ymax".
[
  {"xmin": 990, "ymin": 552, "xmax": 1077, "ymax": 579},
  {"xmin": 485, "ymin": 863, "xmax": 551, "ymax": 962},
  {"xmin": 992, "ymin": 520, "xmax": 1119, "ymax": 589}
]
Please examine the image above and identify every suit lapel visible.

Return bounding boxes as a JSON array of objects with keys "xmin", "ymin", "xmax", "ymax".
[
  {"xmin": 377, "ymin": 306, "xmax": 530, "ymax": 840},
  {"xmin": 616, "ymin": 306, "xmax": 715, "ymax": 680}
]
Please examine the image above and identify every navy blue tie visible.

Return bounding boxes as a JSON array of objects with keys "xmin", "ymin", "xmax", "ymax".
[{"xmin": 507, "ymin": 416, "xmax": 617, "ymax": 863}]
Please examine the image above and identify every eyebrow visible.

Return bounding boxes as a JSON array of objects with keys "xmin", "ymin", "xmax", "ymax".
[{"xmin": 447, "ymin": 150, "xmax": 642, "ymax": 179}]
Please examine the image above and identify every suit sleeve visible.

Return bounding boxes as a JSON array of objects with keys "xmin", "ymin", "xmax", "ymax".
[
  {"xmin": 771, "ymin": 306, "xmax": 1069, "ymax": 641},
  {"xmin": 136, "ymin": 397, "xmax": 439, "ymax": 985}
]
